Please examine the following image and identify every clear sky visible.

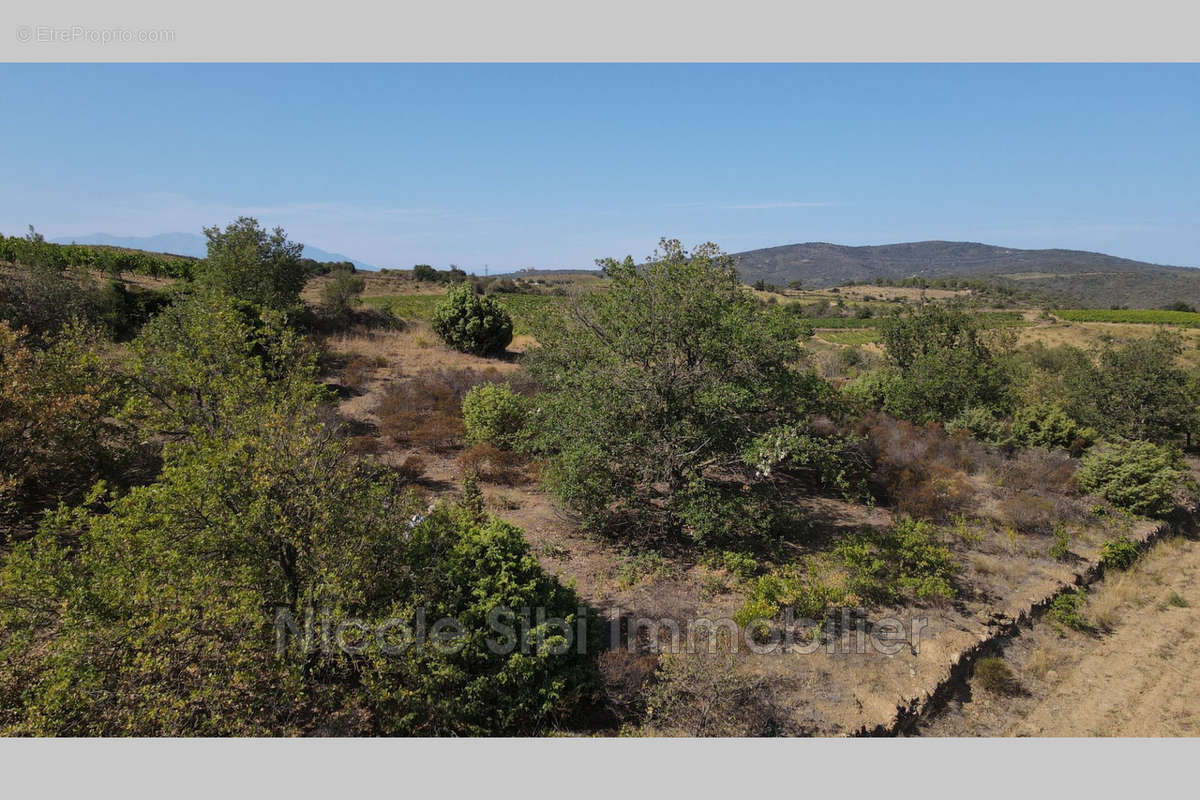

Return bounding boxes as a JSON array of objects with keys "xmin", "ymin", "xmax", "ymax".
[{"xmin": 1, "ymin": 63, "xmax": 1196, "ymax": 270}]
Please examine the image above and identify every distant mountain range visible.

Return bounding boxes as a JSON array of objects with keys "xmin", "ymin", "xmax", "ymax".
[
  {"xmin": 730, "ymin": 240, "xmax": 1200, "ymax": 308},
  {"xmin": 50, "ymin": 232, "xmax": 376, "ymax": 271}
]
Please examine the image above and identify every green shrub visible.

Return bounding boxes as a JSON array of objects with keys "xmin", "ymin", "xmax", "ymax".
[
  {"xmin": 877, "ymin": 304, "xmax": 1011, "ymax": 423},
  {"xmin": 1047, "ymin": 589, "xmax": 1090, "ymax": 631},
  {"xmin": 1010, "ymin": 403, "xmax": 1095, "ymax": 451},
  {"xmin": 1049, "ymin": 524, "xmax": 1071, "ymax": 561},
  {"xmin": 1099, "ymin": 535, "xmax": 1139, "ymax": 571},
  {"xmin": 974, "ymin": 657, "xmax": 1019, "ymax": 694},
  {"xmin": 947, "ymin": 406, "xmax": 1008, "ymax": 444},
  {"xmin": 432, "ymin": 284, "xmax": 513, "ymax": 356},
  {"xmin": 1076, "ymin": 439, "xmax": 1191, "ymax": 518},
  {"xmin": 835, "ymin": 518, "xmax": 957, "ymax": 605},
  {"xmin": 701, "ymin": 550, "xmax": 759, "ymax": 581},
  {"xmin": 735, "ymin": 568, "xmax": 845, "ymax": 629},
  {"xmin": 461, "ymin": 382, "xmax": 528, "ymax": 449}
]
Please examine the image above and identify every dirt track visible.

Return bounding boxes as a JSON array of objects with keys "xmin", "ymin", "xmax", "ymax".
[{"xmin": 920, "ymin": 533, "xmax": 1200, "ymax": 737}]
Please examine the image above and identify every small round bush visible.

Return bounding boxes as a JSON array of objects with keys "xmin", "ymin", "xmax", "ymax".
[
  {"xmin": 1099, "ymin": 535, "xmax": 1139, "ymax": 571},
  {"xmin": 461, "ymin": 383, "xmax": 528, "ymax": 449},
  {"xmin": 1076, "ymin": 439, "xmax": 1190, "ymax": 518},
  {"xmin": 974, "ymin": 657, "xmax": 1019, "ymax": 694},
  {"xmin": 432, "ymin": 284, "xmax": 513, "ymax": 356}
]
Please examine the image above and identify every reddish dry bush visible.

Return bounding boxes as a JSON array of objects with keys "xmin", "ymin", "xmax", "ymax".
[
  {"xmin": 858, "ymin": 413, "xmax": 985, "ymax": 521},
  {"xmin": 376, "ymin": 367, "xmax": 498, "ymax": 452},
  {"xmin": 393, "ymin": 454, "xmax": 426, "ymax": 482},
  {"xmin": 997, "ymin": 448, "xmax": 1077, "ymax": 494},
  {"xmin": 341, "ymin": 356, "xmax": 374, "ymax": 394},
  {"xmin": 995, "ymin": 491, "xmax": 1057, "ymax": 535},
  {"xmin": 456, "ymin": 443, "xmax": 528, "ymax": 485}
]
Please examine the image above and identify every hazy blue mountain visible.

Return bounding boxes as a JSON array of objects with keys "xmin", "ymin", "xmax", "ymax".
[{"xmin": 50, "ymin": 232, "xmax": 376, "ymax": 270}]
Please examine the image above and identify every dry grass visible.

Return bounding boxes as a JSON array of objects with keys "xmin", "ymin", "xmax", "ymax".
[{"xmin": 1015, "ymin": 321, "xmax": 1200, "ymax": 368}]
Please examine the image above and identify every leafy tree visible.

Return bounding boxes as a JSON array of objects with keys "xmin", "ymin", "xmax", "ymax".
[
  {"xmin": 1020, "ymin": 332, "xmax": 1197, "ymax": 445},
  {"xmin": 196, "ymin": 217, "xmax": 307, "ymax": 310},
  {"xmin": 525, "ymin": 238, "xmax": 843, "ymax": 543},
  {"xmin": 1086, "ymin": 331, "xmax": 1197, "ymax": 444},
  {"xmin": 877, "ymin": 303, "xmax": 1010, "ymax": 423},
  {"xmin": 412, "ymin": 264, "xmax": 438, "ymax": 282},
  {"xmin": 431, "ymin": 284, "xmax": 513, "ymax": 356}
]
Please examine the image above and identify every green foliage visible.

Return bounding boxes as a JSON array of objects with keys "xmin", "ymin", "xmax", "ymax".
[
  {"xmin": 121, "ymin": 291, "xmax": 327, "ymax": 441},
  {"xmin": 947, "ymin": 405, "xmax": 1009, "ymax": 444},
  {"xmin": 1047, "ymin": 589, "xmax": 1090, "ymax": 632},
  {"xmin": 1010, "ymin": 403, "xmax": 1096, "ymax": 451},
  {"xmin": 0, "ymin": 307, "xmax": 595, "ymax": 735},
  {"xmin": 526, "ymin": 238, "xmax": 833, "ymax": 543},
  {"xmin": 834, "ymin": 518, "xmax": 957, "ymax": 605},
  {"xmin": 1029, "ymin": 332, "xmax": 1198, "ymax": 445},
  {"xmin": 0, "ymin": 321, "xmax": 131, "ymax": 539},
  {"xmin": 1076, "ymin": 439, "xmax": 1191, "ymax": 518},
  {"xmin": 195, "ymin": 217, "xmax": 307, "ymax": 310},
  {"xmin": 0, "ymin": 234, "xmax": 195, "ymax": 279},
  {"xmin": 1056, "ymin": 308, "xmax": 1200, "ymax": 326},
  {"xmin": 700, "ymin": 550, "xmax": 759, "ymax": 581},
  {"xmin": 740, "ymin": 421, "xmax": 871, "ymax": 500},
  {"xmin": 1049, "ymin": 524, "xmax": 1071, "ymax": 561},
  {"xmin": 1098, "ymin": 535, "xmax": 1139, "ymax": 571},
  {"xmin": 461, "ymin": 382, "xmax": 528, "ymax": 449},
  {"xmin": 320, "ymin": 268, "xmax": 366, "ymax": 319},
  {"xmin": 431, "ymin": 284, "xmax": 514, "ymax": 356},
  {"xmin": 877, "ymin": 304, "xmax": 1011, "ymax": 423},
  {"xmin": 736, "ymin": 568, "xmax": 845, "ymax": 626}
]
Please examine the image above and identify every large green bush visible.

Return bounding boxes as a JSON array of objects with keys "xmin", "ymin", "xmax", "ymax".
[
  {"xmin": 0, "ymin": 298, "xmax": 595, "ymax": 735},
  {"xmin": 432, "ymin": 284, "xmax": 514, "ymax": 356},
  {"xmin": 526, "ymin": 238, "xmax": 841, "ymax": 543},
  {"xmin": 461, "ymin": 382, "xmax": 528, "ymax": 449},
  {"xmin": 1076, "ymin": 439, "xmax": 1192, "ymax": 518}
]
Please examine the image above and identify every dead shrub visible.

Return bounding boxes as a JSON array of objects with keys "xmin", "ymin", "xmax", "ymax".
[
  {"xmin": 456, "ymin": 442, "xmax": 528, "ymax": 485},
  {"xmin": 346, "ymin": 434, "xmax": 380, "ymax": 456},
  {"xmin": 997, "ymin": 448, "xmax": 1077, "ymax": 494},
  {"xmin": 597, "ymin": 649, "xmax": 658, "ymax": 723},
  {"xmin": 376, "ymin": 367, "xmax": 497, "ymax": 452},
  {"xmin": 995, "ymin": 491, "xmax": 1057, "ymax": 536},
  {"xmin": 641, "ymin": 652, "xmax": 801, "ymax": 736},
  {"xmin": 859, "ymin": 413, "xmax": 982, "ymax": 520},
  {"xmin": 394, "ymin": 454, "xmax": 426, "ymax": 482},
  {"xmin": 341, "ymin": 356, "xmax": 374, "ymax": 394}
]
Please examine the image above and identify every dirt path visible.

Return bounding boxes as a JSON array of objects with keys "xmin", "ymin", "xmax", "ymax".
[{"xmin": 919, "ymin": 532, "xmax": 1200, "ymax": 737}]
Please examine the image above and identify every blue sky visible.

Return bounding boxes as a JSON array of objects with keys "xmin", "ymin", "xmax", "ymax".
[{"xmin": 1, "ymin": 63, "xmax": 1196, "ymax": 270}]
